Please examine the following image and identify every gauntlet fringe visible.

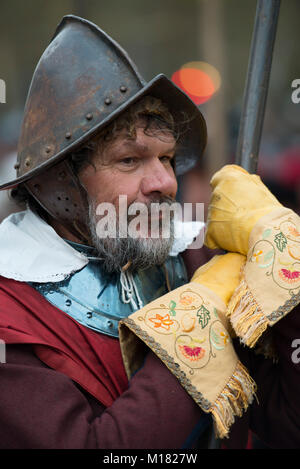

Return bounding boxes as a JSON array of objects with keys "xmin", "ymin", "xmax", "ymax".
[
  {"xmin": 211, "ymin": 360, "xmax": 257, "ymax": 439},
  {"xmin": 227, "ymin": 278, "xmax": 268, "ymax": 347}
]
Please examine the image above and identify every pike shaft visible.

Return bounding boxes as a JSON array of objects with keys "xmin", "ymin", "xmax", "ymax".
[{"xmin": 236, "ymin": 0, "xmax": 281, "ymax": 173}]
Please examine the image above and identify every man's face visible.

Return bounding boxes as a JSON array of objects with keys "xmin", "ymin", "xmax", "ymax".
[{"xmin": 79, "ymin": 124, "xmax": 178, "ymax": 272}]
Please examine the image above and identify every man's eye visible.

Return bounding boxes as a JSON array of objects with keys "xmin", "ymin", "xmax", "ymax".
[
  {"xmin": 160, "ymin": 155, "xmax": 173, "ymax": 163},
  {"xmin": 120, "ymin": 157, "xmax": 136, "ymax": 165}
]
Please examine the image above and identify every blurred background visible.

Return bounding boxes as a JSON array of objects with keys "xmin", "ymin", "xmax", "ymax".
[{"xmin": 0, "ymin": 0, "xmax": 299, "ymax": 224}]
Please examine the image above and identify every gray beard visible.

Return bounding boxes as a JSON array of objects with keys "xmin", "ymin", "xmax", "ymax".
[{"xmin": 88, "ymin": 200, "xmax": 175, "ymax": 274}]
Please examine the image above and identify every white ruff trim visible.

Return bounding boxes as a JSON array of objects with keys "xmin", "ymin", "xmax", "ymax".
[
  {"xmin": 0, "ymin": 209, "xmax": 88, "ymax": 282},
  {"xmin": 169, "ymin": 220, "xmax": 205, "ymax": 256}
]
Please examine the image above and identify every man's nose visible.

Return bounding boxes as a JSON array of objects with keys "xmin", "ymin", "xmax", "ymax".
[{"xmin": 140, "ymin": 160, "xmax": 177, "ymax": 198}]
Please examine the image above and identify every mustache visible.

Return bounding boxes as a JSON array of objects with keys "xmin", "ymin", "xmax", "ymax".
[
  {"xmin": 128, "ymin": 194, "xmax": 176, "ymax": 208},
  {"xmin": 144, "ymin": 194, "xmax": 176, "ymax": 204},
  {"xmin": 87, "ymin": 194, "xmax": 177, "ymax": 234},
  {"xmin": 126, "ymin": 195, "xmax": 176, "ymax": 224}
]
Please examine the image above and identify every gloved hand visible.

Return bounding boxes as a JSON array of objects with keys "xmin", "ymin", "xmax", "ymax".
[
  {"xmin": 204, "ymin": 165, "xmax": 300, "ymax": 349},
  {"xmin": 191, "ymin": 252, "xmax": 246, "ymax": 305},
  {"xmin": 205, "ymin": 164, "xmax": 282, "ymax": 254},
  {"xmin": 119, "ymin": 253, "xmax": 256, "ymax": 439}
]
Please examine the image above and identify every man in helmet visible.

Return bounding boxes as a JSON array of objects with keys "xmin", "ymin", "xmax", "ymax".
[
  {"xmin": 0, "ymin": 15, "xmax": 215, "ymax": 449},
  {"xmin": 0, "ymin": 16, "xmax": 299, "ymax": 449}
]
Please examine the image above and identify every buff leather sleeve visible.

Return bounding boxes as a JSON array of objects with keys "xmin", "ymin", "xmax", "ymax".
[{"xmin": 0, "ymin": 344, "xmax": 208, "ymax": 449}]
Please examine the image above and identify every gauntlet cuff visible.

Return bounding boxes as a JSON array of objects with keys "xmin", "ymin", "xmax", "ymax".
[
  {"xmin": 228, "ymin": 207, "xmax": 300, "ymax": 348},
  {"xmin": 119, "ymin": 282, "xmax": 256, "ymax": 439}
]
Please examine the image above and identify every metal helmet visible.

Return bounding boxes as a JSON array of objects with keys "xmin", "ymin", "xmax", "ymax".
[{"xmin": 0, "ymin": 15, "xmax": 207, "ymax": 241}]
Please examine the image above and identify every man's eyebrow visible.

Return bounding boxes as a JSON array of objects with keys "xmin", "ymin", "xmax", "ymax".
[
  {"xmin": 163, "ymin": 144, "xmax": 177, "ymax": 154},
  {"xmin": 122, "ymin": 141, "xmax": 176, "ymax": 154}
]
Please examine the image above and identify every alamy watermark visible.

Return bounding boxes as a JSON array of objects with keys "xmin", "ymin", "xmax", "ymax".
[
  {"xmin": 0, "ymin": 79, "xmax": 6, "ymax": 103},
  {"xmin": 94, "ymin": 196, "xmax": 205, "ymax": 249},
  {"xmin": 291, "ymin": 339, "xmax": 300, "ymax": 364},
  {"xmin": 291, "ymin": 79, "xmax": 300, "ymax": 104}
]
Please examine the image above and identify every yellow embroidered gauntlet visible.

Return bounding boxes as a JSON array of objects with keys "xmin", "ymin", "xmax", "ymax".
[
  {"xmin": 119, "ymin": 253, "xmax": 257, "ymax": 439},
  {"xmin": 205, "ymin": 165, "xmax": 300, "ymax": 347}
]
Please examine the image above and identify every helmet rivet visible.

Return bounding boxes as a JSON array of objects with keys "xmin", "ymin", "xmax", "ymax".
[
  {"xmin": 105, "ymin": 98, "xmax": 112, "ymax": 105},
  {"xmin": 87, "ymin": 312, "xmax": 93, "ymax": 319},
  {"xmin": 14, "ymin": 162, "xmax": 20, "ymax": 170},
  {"xmin": 86, "ymin": 113, "xmax": 93, "ymax": 120},
  {"xmin": 58, "ymin": 171, "xmax": 67, "ymax": 181},
  {"xmin": 65, "ymin": 132, "xmax": 72, "ymax": 139},
  {"xmin": 45, "ymin": 145, "xmax": 52, "ymax": 153},
  {"xmin": 120, "ymin": 86, "xmax": 127, "ymax": 93},
  {"xmin": 25, "ymin": 157, "xmax": 31, "ymax": 167}
]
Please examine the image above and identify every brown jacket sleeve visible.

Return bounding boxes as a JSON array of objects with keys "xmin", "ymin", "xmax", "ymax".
[
  {"xmin": 0, "ymin": 344, "xmax": 209, "ymax": 449},
  {"xmin": 230, "ymin": 303, "xmax": 300, "ymax": 448}
]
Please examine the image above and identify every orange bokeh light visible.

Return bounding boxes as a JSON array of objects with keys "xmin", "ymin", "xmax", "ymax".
[
  {"xmin": 180, "ymin": 68, "xmax": 215, "ymax": 96},
  {"xmin": 171, "ymin": 61, "xmax": 221, "ymax": 105}
]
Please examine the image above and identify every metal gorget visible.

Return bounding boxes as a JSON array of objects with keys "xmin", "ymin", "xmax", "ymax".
[{"xmin": 30, "ymin": 241, "xmax": 188, "ymax": 338}]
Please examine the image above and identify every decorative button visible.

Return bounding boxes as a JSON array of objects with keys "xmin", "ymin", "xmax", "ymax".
[
  {"xmin": 104, "ymin": 98, "xmax": 112, "ymax": 105},
  {"xmin": 86, "ymin": 113, "xmax": 93, "ymax": 120},
  {"xmin": 120, "ymin": 85, "xmax": 127, "ymax": 93},
  {"xmin": 65, "ymin": 132, "xmax": 72, "ymax": 139},
  {"xmin": 65, "ymin": 299, "xmax": 72, "ymax": 307},
  {"xmin": 87, "ymin": 312, "xmax": 93, "ymax": 319},
  {"xmin": 107, "ymin": 320, "xmax": 113, "ymax": 328}
]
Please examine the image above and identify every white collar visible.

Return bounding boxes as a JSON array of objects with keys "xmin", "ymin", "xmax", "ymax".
[
  {"xmin": 0, "ymin": 209, "xmax": 88, "ymax": 282},
  {"xmin": 0, "ymin": 209, "xmax": 204, "ymax": 283}
]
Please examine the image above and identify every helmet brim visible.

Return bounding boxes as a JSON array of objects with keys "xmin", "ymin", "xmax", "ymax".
[{"xmin": 0, "ymin": 73, "xmax": 207, "ymax": 190}]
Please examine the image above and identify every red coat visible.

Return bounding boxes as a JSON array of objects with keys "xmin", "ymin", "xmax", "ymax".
[{"xmin": 0, "ymin": 276, "xmax": 207, "ymax": 449}]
